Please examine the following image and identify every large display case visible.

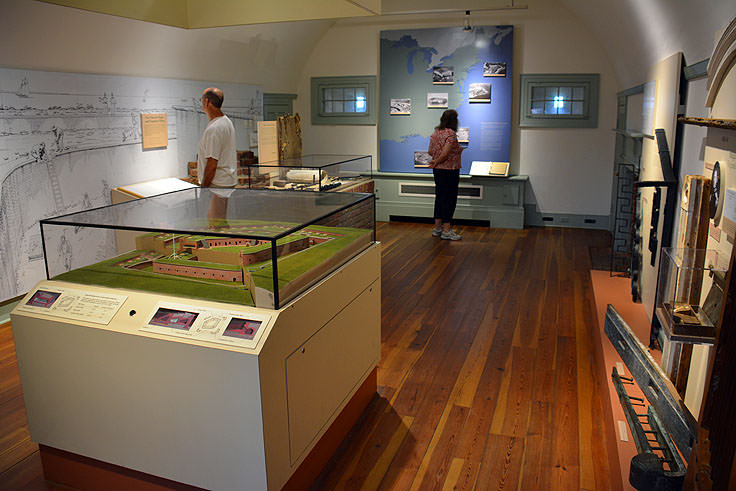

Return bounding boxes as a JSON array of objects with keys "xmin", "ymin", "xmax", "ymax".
[
  {"xmin": 13, "ymin": 187, "xmax": 381, "ymax": 490},
  {"xmin": 39, "ymin": 187, "xmax": 375, "ymax": 309},
  {"xmin": 655, "ymin": 247, "xmax": 729, "ymax": 343},
  {"xmin": 240, "ymin": 154, "xmax": 372, "ymax": 192}
]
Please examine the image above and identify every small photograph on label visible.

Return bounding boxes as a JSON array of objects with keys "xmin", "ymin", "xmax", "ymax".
[
  {"xmin": 149, "ymin": 308, "xmax": 199, "ymax": 331},
  {"xmin": 26, "ymin": 290, "xmax": 62, "ymax": 308},
  {"xmin": 223, "ymin": 318, "xmax": 262, "ymax": 340}
]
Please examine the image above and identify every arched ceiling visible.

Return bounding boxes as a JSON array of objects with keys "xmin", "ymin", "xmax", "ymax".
[{"xmin": 37, "ymin": 0, "xmax": 736, "ymax": 89}]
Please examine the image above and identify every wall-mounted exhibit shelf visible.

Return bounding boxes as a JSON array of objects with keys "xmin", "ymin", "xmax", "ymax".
[
  {"xmin": 612, "ymin": 128, "xmax": 654, "ymax": 140},
  {"xmin": 678, "ymin": 117, "xmax": 736, "ymax": 130}
]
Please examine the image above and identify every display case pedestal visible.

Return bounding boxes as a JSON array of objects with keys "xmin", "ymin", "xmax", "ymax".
[
  {"xmin": 13, "ymin": 244, "xmax": 381, "ymax": 490},
  {"xmin": 37, "ymin": 368, "xmax": 376, "ymax": 491}
]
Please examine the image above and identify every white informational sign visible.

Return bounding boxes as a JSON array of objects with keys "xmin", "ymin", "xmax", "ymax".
[
  {"xmin": 257, "ymin": 121, "xmax": 278, "ymax": 163},
  {"xmin": 141, "ymin": 301, "xmax": 270, "ymax": 349},
  {"xmin": 722, "ymin": 187, "xmax": 736, "ymax": 237},
  {"xmin": 469, "ymin": 161, "xmax": 509, "ymax": 177},
  {"xmin": 16, "ymin": 286, "xmax": 127, "ymax": 325}
]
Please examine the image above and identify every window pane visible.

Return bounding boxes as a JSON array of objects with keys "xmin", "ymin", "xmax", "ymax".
[
  {"xmin": 545, "ymin": 87, "xmax": 558, "ymax": 99},
  {"xmin": 332, "ymin": 101, "xmax": 343, "ymax": 113},
  {"xmin": 323, "ymin": 101, "xmax": 332, "ymax": 113},
  {"xmin": 572, "ymin": 101, "xmax": 584, "ymax": 115},
  {"xmin": 531, "ymin": 101, "xmax": 544, "ymax": 114},
  {"xmin": 559, "ymin": 87, "xmax": 571, "ymax": 99},
  {"xmin": 344, "ymin": 88, "xmax": 355, "ymax": 100},
  {"xmin": 532, "ymin": 87, "xmax": 545, "ymax": 101},
  {"xmin": 344, "ymin": 101, "xmax": 355, "ymax": 112},
  {"xmin": 544, "ymin": 101, "xmax": 557, "ymax": 114},
  {"xmin": 557, "ymin": 100, "xmax": 571, "ymax": 114},
  {"xmin": 356, "ymin": 88, "xmax": 366, "ymax": 99},
  {"xmin": 356, "ymin": 96, "xmax": 367, "ymax": 112},
  {"xmin": 331, "ymin": 88, "xmax": 343, "ymax": 101},
  {"xmin": 573, "ymin": 87, "xmax": 584, "ymax": 100}
]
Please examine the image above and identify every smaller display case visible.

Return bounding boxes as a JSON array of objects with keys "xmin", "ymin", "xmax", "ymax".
[
  {"xmin": 240, "ymin": 154, "xmax": 372, "ymax": 192},
  {"xmin": 655, "ymin": 247, "xmax": 729, "ymax": 343}
]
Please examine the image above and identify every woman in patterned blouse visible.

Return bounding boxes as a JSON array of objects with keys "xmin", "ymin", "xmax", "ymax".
[{"xmin": 428, "ymin": 109, "xmax": 464, "ymax": 240}]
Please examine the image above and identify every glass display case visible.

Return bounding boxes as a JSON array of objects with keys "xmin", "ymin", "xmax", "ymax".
[
  {"xmin": 39, "ymin": 188, "xmax": 375, "ymax": 309},
  {"xmin": 239, "ymin": 154, "xmax": 372, "ymax": 192},
  {"xmin": 655, "ymin": 247, "xmax": 729, "ymax": 343}
]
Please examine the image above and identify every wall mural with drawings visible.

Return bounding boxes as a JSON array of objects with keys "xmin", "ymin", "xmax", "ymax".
[{"xmin": 0, "ymin": 67, "xmax": 262, "ymax": 302}]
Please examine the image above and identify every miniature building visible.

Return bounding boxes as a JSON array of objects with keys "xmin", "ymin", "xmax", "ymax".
[{"xmin": 153, "ymin": 261, "xmax": 243, "ymax": 282}]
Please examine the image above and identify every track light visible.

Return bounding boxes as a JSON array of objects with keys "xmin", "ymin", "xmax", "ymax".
[{"xmin": 463, "ymin": 10, "xmax": 472, "ymax": 31}]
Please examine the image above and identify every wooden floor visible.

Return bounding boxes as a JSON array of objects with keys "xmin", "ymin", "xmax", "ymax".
[{"xmin": 0, "ymin": 222, "xmax": 621, "ymax": 490}]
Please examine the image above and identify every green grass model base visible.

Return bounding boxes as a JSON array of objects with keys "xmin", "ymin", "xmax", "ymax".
[{"xmin": 55, "ymin": 221, "xmax": 373, "ymax": 308}]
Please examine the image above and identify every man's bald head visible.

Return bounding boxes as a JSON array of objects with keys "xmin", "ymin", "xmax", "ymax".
[{"xmin": 202, "ymin": 87, "xmax": 224, "ymax": 109}]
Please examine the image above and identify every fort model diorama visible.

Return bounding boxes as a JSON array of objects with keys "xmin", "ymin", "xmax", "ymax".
[{"xmin": 54, "ymin": 221, "xmax": 372, "ymax": 308}]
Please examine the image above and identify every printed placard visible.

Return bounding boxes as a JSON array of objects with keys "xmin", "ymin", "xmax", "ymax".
[
  {"xmin": 141, "ymin": 113, "xmax": 168, "ymax": 149},
  {"xmin": 16, "ymin": 286, "xmax": 127, "ymax": 325},
  {"xmin": 141, "ymin": 301, "xmax": 270, "ymax": 348}
]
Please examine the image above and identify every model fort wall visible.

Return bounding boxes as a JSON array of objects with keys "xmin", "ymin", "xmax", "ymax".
[{"xmin": 153, "ymin": 262, "xmax": 243, "ymax": 283}]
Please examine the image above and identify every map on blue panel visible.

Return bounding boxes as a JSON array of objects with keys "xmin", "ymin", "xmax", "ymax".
[{"xmin": 379, "ymin": 26, "xmax": 513, "ymax": 174}]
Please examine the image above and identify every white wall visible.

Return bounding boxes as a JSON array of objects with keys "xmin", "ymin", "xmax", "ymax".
[
  {"xmin": 0, "ymin": 0, "xmax": 332, "ymax": 93},
  {"xmin": 560, "ymin": 0, "xmax": 736, "ymax": 88},
  {"xmin": 295, "ymin": 0, "xmax": 618, "ymax": 217}
]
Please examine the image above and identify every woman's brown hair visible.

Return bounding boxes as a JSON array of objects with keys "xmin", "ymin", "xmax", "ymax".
[{"xmin": 436, "ymin": 109, "xmax": 458, "ymax": 132}]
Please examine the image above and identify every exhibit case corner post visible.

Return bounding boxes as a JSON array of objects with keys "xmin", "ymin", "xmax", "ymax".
[
  {"xmin": 13, "ymin": 187, "xmax": 380, "ymax": 490},
  {"xmin": 243, "ymin": 154, "xmax": 373, "ymax": 192}
]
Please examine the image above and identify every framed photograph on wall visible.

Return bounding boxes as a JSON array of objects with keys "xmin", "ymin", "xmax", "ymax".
[
  {"xmin": 390, "ymin": 98, "xmax": 411, "ymax": 115},
  {"xmin": 427, "ymin": 93, "xmax": 448, "ymax": 108},
  {"xmin": 456, "ymin": 127, "xmax": 469, "ymax": 143},
  {"xmin": 469, "ymin": 83, "xmax": 491, "ymax": 103},
  {"xmin": 483, "ymin": 62, "xmax": 506, "ymax": 77},
  {"xmin": 432, "ymin": 66, "xmax": 454, "ymax": 84},
  {"xmin": 414, "ymin": 151, "xmax": 432, "ymax": 167}
]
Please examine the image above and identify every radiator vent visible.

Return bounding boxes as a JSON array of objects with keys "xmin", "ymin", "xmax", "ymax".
[{"xmin": 398, "ymin": 182, "xmax": 482, "ymax": 200}]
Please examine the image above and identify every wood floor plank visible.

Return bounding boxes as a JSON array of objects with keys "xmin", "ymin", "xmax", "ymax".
[
  {"xmin": 475, "ymin": 434, "xmax": 525, "ymax": 491},
  {"xmin": 441, "ymin": 457, "xmax": 469, "ymax": 491},
  {"xmin": 550, "ymin": 335, "xmax": 580, "ymax": 489},
  {"xmin": 415, "ymin": 404, "xmax": 469, "ymax": 490},
  {"xmin": 497, "ymin": 347, "xmax": 535, "ymax": 438}
]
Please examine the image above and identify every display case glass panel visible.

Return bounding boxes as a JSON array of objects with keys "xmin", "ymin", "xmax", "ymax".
[
  {"xmin": 655, "ymin": 247, "xmax": 729, "ymax": 342},
  {"xmin": 40, "ymin": 188, "xmax": 375, "ymax": 309},
  {"xmin": 241, "ymin": 154, "xmax": 372, "ymax": 192}
]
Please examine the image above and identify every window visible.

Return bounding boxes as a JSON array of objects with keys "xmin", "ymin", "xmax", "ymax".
[
  {"xmin": 311, "ymin": 76, "xmax": 376, "ymax": 125},
  {"xmin": 519, "ymin": 74, "xmax": 599, "ymax": 128}
]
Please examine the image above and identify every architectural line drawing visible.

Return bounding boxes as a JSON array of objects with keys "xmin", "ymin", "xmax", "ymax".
[{"xmin": 0, "ymin": 67, "xmax": 263, "ymax": 302}]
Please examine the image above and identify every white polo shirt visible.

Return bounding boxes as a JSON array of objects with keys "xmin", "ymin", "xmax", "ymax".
[{"xmin": 197, "ymin": 115, "xmax": 237, "ymax": 187}]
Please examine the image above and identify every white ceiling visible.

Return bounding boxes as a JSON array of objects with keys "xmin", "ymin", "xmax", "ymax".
[{"xmin": 36, "ymin": 0, "xmax": 736, "ymax": 89}]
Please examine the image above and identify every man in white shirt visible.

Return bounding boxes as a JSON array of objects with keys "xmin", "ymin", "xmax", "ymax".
[{"xmin": 197, "ymin": 87, "xmax": 237, "ymax": 188}]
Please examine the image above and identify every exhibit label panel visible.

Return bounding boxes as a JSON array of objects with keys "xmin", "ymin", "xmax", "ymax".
[{"xmin": 379, "ymin": 26, "xmax": 513, "ymax": 174}]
